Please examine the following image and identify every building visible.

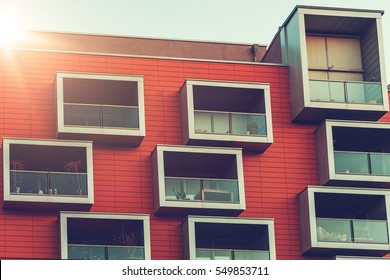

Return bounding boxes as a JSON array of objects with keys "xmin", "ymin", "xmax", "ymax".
[{"xmin": 0, "ymin": 5, "xmax": 389, "ymax": 260}]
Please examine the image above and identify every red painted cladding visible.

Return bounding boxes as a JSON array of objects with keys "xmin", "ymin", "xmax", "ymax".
[{"xmin": 0, "ymin": 49, "xmax": 389, "ymax": 260}]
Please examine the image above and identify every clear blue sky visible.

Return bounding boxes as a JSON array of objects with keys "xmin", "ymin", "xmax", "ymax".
[{"xmin": 1, "ymin": 0, "xmax": 390, "ymax": 80}]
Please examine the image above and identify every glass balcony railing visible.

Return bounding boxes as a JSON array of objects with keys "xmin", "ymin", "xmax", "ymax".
[
  {"xmin": 165, "ymin": 177, "xmax": 239, "ymax": 203},
  {"xmin": 194, "ymin": 110, "xmax": 267, "ymax": 136},
  {"xmin": 334, "ymin": 151, "xmax": 390, "ymax": 175},
  {"xmin": 309, "ymin": 80, "xmax": 383, "ymax": 105},
  {"xmin": 317, "ymin": 218, "xmax": 389, "ymax": 244},
  {"xmin": 68, "ymin": 245, "xmax": 145, "ymax": 260},
  {"xmin": 10, "ymin": 170, "xmax": 88, "ymax": 196},
  {"xmin": 196, "ymin": 248, "xmax": 270, "ymax": 260},
  {"xmin": 64, "ymin": 103, "xmax": 139, "ymax": 129}
]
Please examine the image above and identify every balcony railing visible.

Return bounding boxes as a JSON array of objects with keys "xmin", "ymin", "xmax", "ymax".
[
  {"xmin": 68, "ymin": 244, "xmax": 145, "ymax": 260},
  {"xmin": 64, "ymin": 103, "xmax": 139, "ymax": 129},
  {"xmin": 10, "ymin": 170, "xmax": 88, "ymax": 196},
  {"xmin": 309, "ymin": 80, "xmax": 383, "ymax": 104},
  {"xmin": 334, "ymin": 151, "xmax": 390, "ymax": 175},
  {"xmin": 194, "ymin": 110, "xmax": 267, "ymax": 136},
  {"xmin": 196, "ymin": 248, "xmax": 270, "ymax": 260},
  {"xmin": 165, "ymin": 177, "xmax": 239, "ymax": 203},
  {"xmin": 316, "ymin": 218, "xmax": 389, "ymax": 244}
]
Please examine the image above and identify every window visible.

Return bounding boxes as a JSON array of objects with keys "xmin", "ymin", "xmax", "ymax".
[
  {"xmin": 56, "ymin": 72, "xmax": 145, "ymax": 145},
  {"xmin": 316, "ymin": 120, "xmax": 390, "ymax": 186},
  {"xmin": 3, "ymin": 138, "xmax": 94, "ymax": 208},
  {"xmin": 182, "ymin": 216, "xmax": 276, "ymax": 260},
  {"xmin": 298, "ymin": 186, "xmax": 390, "ymax": 256},
  {"xmin": 60, "ymin": 212, "xmax": 151, "ymax": 260},
  {"xmin": 307, "ymin": 36, "xmax": 383, "ymax": 105},
  {"xmin": 152, "ymin": 145, "xmax": 245, "ymax": 214},
  {"xmin": 180, "ymin": 80, "xmax": 273, "ymax": 152}
]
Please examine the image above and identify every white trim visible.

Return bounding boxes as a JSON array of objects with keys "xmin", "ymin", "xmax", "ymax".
[
  {"xmin": 153, "ymin": 145, "xmax": 246, "ymax": 213},
  {"xmin": 303, "ymin": 186, "xmax": 390, "ymax": 254},
  {"xmin": 56, "ymin": 72, "xmax": 146, "ymax": 143},
  {"xmin": 184, "ymin": 216, "xmax": 276, "ymax": 260},
  {"xmin": 181, "ymin": 79, "xmax": 273, "ymax": 152},
  {"xmin": 3, "ymin": 138, "xmax": 94, "ymax": 206}
]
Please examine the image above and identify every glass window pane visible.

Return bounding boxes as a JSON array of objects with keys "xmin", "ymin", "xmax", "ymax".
[
  {"xmin": 194, "ymin": 111, "xmax": 212, "ymax": 133},
  {"xmin": 102, "ymin": 106, "xmax": 139, "ymax": 128},
  {"xmin": 353, "ymin": 220, "xmax": 389, "ymax": 244},
  {"xmin": 316, "ymin": 219, "xmax": 352, "ymax": 242},
  {"xmin": 334, "ymin": 152, "xmax": 369, "ymax": 174},
  {"xmin": 234, "ymin": 250, "xmax": 270, "ymax": 260},
  {"xmin": 370, "ymin": 153, "xmax": 390, "ymax": 175},
  {"xmin": 64, "ymin": 104, "xmax": 100, "ymax": 126},
  {"xmin": 310, "ymin": 80, "xmax": 331, "ymax": 102},
  {"xmin": 328, "ymin": 81, "xmax": 346, "ymax": 102},
  {"xmin": 165, "ymin": 178, "xmax": 201, "ymax": 201},
  {"xmin": 231, "ymin": 114, "xmax": 267, "ymax": 136},
  {"xmin": 107, "ymin": 246, "xmax": 145, "ymax": 260},
  {"xmin": 347, "ymin": 83, "xmax": 368, "ymax": 103},
  {"xmin": 212, "ymin": 112, "xmax": 229, "ymax": 134},
  {"xmin": 50, "ymin": 173, "xmax": 88, "ymax": 196},
  {"xmin": 68, "ymin": 245, "xmax": 105, "ymax": 260},
  {"xmin": 10, "ymin": 171, "xmax": 48, "ymax": 194},
  {"xmin": 202, "ymin": 180, "xmax": 239, "ymax": 202}
]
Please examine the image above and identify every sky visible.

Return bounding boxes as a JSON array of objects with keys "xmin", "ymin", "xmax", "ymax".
[{"xmin": 0, "ymin": 0, "xmax": 390, "ymax": 80}]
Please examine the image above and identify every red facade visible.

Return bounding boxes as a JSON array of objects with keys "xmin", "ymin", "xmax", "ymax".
[{"xmin": 1, "ymin": 6, "xmax": 390, "ymax": 260}]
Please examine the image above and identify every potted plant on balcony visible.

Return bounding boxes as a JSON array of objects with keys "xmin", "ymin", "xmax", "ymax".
[
  {"xmin": 247, "ymin": 116, "xmax": 259, "ymax": 135},
  {"xmin": 11, "ymin": 158, "xmax": 24, "ymax": 193},
  {"xmin": 114, "ymin": 226, "xmax": 140, "ymax": 260},
  {"xmin": 64, "ymin": 159, "xmax": 83, "ymax": 195}
]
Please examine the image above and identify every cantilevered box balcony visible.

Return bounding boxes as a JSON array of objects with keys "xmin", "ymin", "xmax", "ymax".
[
  {"xmin": 262, "ymin": 6, "xmax": 388, "ymax": 122},
  {"xmin": 56, "ymin": 72, "xmax": 145, "ymax": 145},
  {"xmin": 298, "ymin": 186, "xmax": 390, "ymax": 256},
  {"xmin": 316, "ymin": 120, "xmax": 390, "ymax": 187},
  {"xmin": 3, "ymin": 138, "xmax": 94, "ymax": 209},
  {"xmin": 152, "ymin": 145, "xmax": 245, "ymax": 215},
  {"xmin": 182, "ymin": 216, "xmax": 276, "ymax": 260},
  {"xmin": 60, "ymin": 212, "xmax": 151, "ymax": 260},
  {"xmin": 180, "ymin": 79, "xmax": 273, "ymax": 152}
]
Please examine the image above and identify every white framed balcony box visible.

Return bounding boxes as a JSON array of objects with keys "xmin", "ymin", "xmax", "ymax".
[
  {"xmin": 180, "ymin": 79, "xmax": 273, "ymax": 152},
  {"xmin": 182, "ymin": 216, "xmax": 276, "ymax": 260},
  {"xmin": 3, "ymin": 138, "xmax": 94, "ymax": 208},
  {"xmin": 56, "ymin": 72, "xmax": 145, "ymax": 145},
  {"xmin": 298, "ymin": 186, "xmax": 390, "ymax": 256},
  {"xmin": 59, "ymin": 212, "xmax": 151, "ymax": 260},
  {"xmin": 316, "ymin": 119, "xmax": 390, "ymax": 187},
  {"xmin": 152, "ymin": 145, "xmax": 245, "ymax": 215}
]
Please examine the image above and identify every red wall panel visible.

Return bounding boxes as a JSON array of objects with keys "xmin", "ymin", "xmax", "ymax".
[{"xmin": 0, "ymin": 49, "xmax": 389, "ymax": 260}]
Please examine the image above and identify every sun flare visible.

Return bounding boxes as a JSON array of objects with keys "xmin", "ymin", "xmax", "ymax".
[{"xmin": 0, "ymin": 13, "xmax": 24, "ymax": 47}]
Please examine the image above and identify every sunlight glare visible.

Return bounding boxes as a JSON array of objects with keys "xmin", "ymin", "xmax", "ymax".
[{"xmin": 0, "ymin": 14, "xmax": 24, "ymax": 47}]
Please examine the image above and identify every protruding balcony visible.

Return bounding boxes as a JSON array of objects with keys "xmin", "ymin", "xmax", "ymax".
[
  {"xmin": 298, "ymin": 186, "xmax": 390, "ymax": 256},
  {"xmin": 316, "ymin": 120, "xmax": 390, "ymax": 187},
  {"xmin": 3, "ymin": 138, "xmax": 94, "ymax": 209},
  {"xmin": 56, "ymin": 72, "xmax": 145, "ymax": 145},
  {"xmin": 152, "ymin": 145, "xmax": 245, "ymax": 215},
  {"xmin": 262, "ymin": 6, "xmax": 389, "ymax": 122},
  {"xmin": 180, "ymin": 79, "xmax": 273, "ymax": 152},
  {"xmin": 60, "ymin": 212, "xmax": 151, "ymax": 260},
  {"xmin": 182, "ymin": 216, "xmax": 276, "ymax": 260}
]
